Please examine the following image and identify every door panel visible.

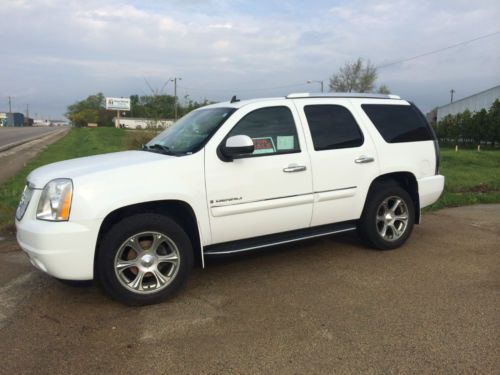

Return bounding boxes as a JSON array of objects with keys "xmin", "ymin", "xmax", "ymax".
[
  {"xmin": 293, "ymin": 99, "xmax": 380, "ymax": 226},
  {"xmin": 204, "ymin": 100, "xmax": 313, "ymax": 244}
]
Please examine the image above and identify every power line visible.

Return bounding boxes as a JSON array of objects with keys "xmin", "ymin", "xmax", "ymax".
[
  {"xmin": 171, "ymin": 31, "xmax": 500, "ymax": 98},
  {"xmin": 376, "ymin": 31, "xmax": 500, "ymax": 69},
  {"xmin": 178, "ymin": 82, "xmax": 308, "ymax": 93}
]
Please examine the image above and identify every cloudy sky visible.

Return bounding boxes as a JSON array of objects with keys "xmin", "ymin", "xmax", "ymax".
[{"xmin": 1, "ymin": 0, "xmax": 499, "ymax": 119}]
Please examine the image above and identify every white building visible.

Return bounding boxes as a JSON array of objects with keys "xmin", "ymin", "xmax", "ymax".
[
  {"xmin": 51, "ymin": 120, "xmax": 70, "ymax": 126},
  {"xmin": 33, "ymin": 119, "xmax": 70, "ymax": 126},
  {"xmin": 113, "ymin": 117, "xmax": 174, "ymax": 130},
  {"xmin": 437, "ymin": 85, "xmax": 500, "ymax": 122},
  {"xmin": 33, "ymin": 119, "xmax": 51, "ymax": 126}
]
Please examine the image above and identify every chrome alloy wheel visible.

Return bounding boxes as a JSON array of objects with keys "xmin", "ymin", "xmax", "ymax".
[
  {"xmin": 114, "ymin": 232, "xmax": 180, "ymax": 294},
  {"xmin": 376, "ymin": 196, "xmax": 409, "ymax": 242}
]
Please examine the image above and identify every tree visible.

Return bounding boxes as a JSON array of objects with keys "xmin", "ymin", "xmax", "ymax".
[
  {"xmin": 489, "ymin": 99, "xmax": 500, "ymax": 144},
  {"xmin": 130, "ymin": 94, "xmax": 210, "ymax": 121},
  {"xmin": 68, "ymin": 92, "xmax": 215, "ymax": 128},
  {"xmin": 459, "ymin": 110, "xmax": 473, "ymax": 145},
  {"xmin": 66, "ymin": 93, "xmax": 113, "ymax": 127},
  {"xmin": 329, "ymin": 58, "xmax": 390, "ymax": 93},
  {"xmin": 377, "ymin": 85, "xmax": 391, "ymax": 94},
  {"xmin": 471, "ymin": 109, "xmax": 488, "ymax": 145}
]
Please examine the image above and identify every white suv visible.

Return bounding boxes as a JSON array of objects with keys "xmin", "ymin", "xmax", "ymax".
[{"xmin": 16, "ymin": 93, "xmax": 444, "ymax": 305}]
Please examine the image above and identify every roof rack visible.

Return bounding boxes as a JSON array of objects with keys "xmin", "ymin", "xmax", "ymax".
[{"xmin": 286, "ymin": 92, "xmax": 401, "ymax": 100}]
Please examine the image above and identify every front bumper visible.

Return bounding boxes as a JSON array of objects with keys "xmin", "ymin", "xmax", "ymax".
[{"xmin": 16, "ymin": 212, "xmax": 100, "ymax": 280}]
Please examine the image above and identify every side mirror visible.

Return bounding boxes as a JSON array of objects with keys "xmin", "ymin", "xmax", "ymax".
[{"xmin": 221, "ymin": 135, "xmax": 254, "ymax": 159}]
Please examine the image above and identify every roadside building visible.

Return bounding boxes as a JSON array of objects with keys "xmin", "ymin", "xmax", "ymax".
[
  {"xmin": 33, "ymin": 119, "xmax": 52, "ymax": 126},
  {"xmin": 113, "ymin": 117, "xmax": 174, "ymax": 130},
  {"xmin": 33, "ymin": 119, "xmax": 70, "ymax": 126},
  {"xmin": 0, "ymin": 112, "xmax": 25, "ymax": 126},
  {"xmin": 51, "ymin": 120, "xmax": 70, "ymax": 126},
  {"xmin": 437, "ymin": 85, "xmax": 500, "ymax": 122},
  {"xmin": 24, "ymin": 117, "xmax": 34, "ymax": 126}
]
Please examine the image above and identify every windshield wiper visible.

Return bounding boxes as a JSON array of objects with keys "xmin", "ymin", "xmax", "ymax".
[{"xmin": 142, "ymin": 144, "xmax": 180, "ymax": 156}]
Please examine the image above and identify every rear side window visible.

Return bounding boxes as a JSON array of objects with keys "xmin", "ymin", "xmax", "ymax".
[
  {"xmin": 304, "ymin": 105, "xmax": 364, "ymax": 151},
  {"xmin": 362, "ymin": 104, "xmax": 433, "ymax": 143},
  {"xmin": 227, "ymin": 106, "xmax": 300, "ymax": 156}
]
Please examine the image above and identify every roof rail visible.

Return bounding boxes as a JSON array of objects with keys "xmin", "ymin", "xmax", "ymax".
[{"xmin": 286, "ymin": 92, "xmax": 401, "ymax": 100}]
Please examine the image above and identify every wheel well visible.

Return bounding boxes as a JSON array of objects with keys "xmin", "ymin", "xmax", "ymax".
[
  {"xmin": 367, "ymin": 172, "xmax": 420, "ymax": 224},
  {"xmin": 95, "ymin": 200, "xmax": 201, "ymax": 267}
]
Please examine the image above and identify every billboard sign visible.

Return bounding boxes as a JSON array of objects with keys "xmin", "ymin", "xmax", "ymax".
[{"xmin": 105, "ymin": 97, "xmax": 131, "ymax": 111}]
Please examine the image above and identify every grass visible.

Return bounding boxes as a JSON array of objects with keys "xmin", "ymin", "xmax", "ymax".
[
  {"xmin": 0, "ymin": 128, "xmax": 129, "ymax": 231},
  {"xmin": 126, "ymin": 129, "xmax": 161, "ymax": 150},
  {"xmin": 426, "ymin": 147, "xmax": 500, "ymax": 210},
  {"xmin": 0, "ymin": 131, "xmax": 499, "ymax": 231}
]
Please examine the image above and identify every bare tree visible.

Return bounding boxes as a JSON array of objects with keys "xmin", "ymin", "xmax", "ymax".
[{"xmin": 329, "ymin": 58, "xmax": 389, "ymax": 93}]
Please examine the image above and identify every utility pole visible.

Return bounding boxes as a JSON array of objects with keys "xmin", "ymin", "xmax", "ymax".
[
  {"xmin": 26, "ymin": 104, "xmax": 29, "ymax": 127},
  {"xmin": 450, "ymin": 89, "xmax": 455, "ymax": 103},
  {"xmin": 172, "ymin": 77, "xmax": 182, "ymax": 120},
  {"xmin": 8, "ymin": 96, "xmax": 12, "ymax": 113},
  {"xmin": 307, "ymin": 80, "xmax": 324, "ymax": 93}
]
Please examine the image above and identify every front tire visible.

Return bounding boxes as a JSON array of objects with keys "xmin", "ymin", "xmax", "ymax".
[
  {"xmin": 358, "ymin": 182, "xmax": 415, "ymax": 250},
  {"xmin": 96, "ymin": 213, "xmax": 193, "ymax": 305}
]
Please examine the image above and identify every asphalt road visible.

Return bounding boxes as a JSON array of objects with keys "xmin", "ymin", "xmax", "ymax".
[
  {"xmin": 0, "ymin": 205, "xmax": 498, "ymax": 374},
  {"xmin": 0, "ymin": 127, "xmax": 62, "ymax": 149}
]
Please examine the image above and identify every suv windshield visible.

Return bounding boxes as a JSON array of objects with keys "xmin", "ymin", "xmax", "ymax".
[{"xmin": 145, "ymin": 107, "xmax": 236, "ymax": 155}]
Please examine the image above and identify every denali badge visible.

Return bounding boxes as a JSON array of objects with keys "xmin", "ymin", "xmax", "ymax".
[{"xmin": 211, "ymin": 197, "xmax": 243, "ymax": 205}]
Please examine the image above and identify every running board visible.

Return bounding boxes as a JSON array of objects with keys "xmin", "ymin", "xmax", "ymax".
[{"xmin": 204, "ymin": 221, "xmax": 357, "ymax": 256}]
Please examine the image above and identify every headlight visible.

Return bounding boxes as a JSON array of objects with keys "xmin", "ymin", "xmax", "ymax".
[
  {"xmin": 16, "ymin": 182, "xmax": 35, "ymax": 221},
  {"xmin": 36, "ymin": 179, "xmax": 73, "ymax": 221}
]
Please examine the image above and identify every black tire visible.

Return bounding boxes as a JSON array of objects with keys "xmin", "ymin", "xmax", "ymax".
[
  {"xmin": 96, "ymin": 213, "xmax": 193, "ymax": 306},
  {"xmin": 357, "ymin": 181, "xmax": 415, "ymax": 250},
  {"xmin": 56, "ymin": 278, "xmax": 93, "ymax": 287}
]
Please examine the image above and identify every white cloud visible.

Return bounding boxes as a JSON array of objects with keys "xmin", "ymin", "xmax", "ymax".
[{"xmin": 0, "ymin": 0, "xmax": 499, "ymax": 118}]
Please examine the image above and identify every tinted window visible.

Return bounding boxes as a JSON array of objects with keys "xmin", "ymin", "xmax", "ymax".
[
  {"xmin": 304, "ymin": 105, "xmax": 364, "ymax": 150},
  {"xmin": 362, "ymin": 104, "xmax": 433, "ymax": 143},
  {"xmin": 227, "ymin": 106, "xmax": 300, "ymax": 156}
]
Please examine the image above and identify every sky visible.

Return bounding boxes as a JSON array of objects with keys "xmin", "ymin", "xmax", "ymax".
[{"xmin": 1, "ymin": 0, "xmax": 499, "ymax": 119}]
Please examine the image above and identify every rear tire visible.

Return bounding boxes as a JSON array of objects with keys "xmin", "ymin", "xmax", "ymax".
[
  {"xmin": 96, "ymin": 213, "xmax": 193, "ymax": 305},
  {"xmin": 357, "ymin": 182, "xmax": 415, "ymax": 250}
]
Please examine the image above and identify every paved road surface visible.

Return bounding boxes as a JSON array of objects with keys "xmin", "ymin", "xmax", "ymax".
[
  {"xmin": 0, "ymin": 128, "xmax": 69, "ymax": 184},
  {"xmin": 0, "ymin": 205, "xmax": 498, "ymax": 374},
  {"xmin": 0, "ymin": 127, "xmax": 62, "ymax": 149}
]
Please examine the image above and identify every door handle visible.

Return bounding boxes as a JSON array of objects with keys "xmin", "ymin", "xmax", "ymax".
[
  {"xmin": 283, "ymin": 164, "xmax": 307, "ymax": 173},
  {"xmin": 354, "ymin": 156, "xmax": 375, "ymax": 164}
]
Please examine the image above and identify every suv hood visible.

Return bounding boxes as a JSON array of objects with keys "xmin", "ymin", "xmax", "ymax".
[{"xmin": 27, "ymin": 151, "xmax": 171, "ymax": 188}]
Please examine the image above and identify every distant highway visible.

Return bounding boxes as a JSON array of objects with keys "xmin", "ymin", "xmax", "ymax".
[{"xmin": 0, "ymin": 127, "xmax": 64, "ymax": 151}]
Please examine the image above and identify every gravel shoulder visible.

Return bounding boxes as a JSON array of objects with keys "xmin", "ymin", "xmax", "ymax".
[{"xmin": 0, "ymin": 204, "xmax": 498, "ymax": 374}]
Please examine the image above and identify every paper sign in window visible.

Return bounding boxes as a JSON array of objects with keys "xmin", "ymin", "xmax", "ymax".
[
  {"xmin": 252, "ymin": 137, "xmax": 275, "ymax": 154},
  {"xmin": 277, "ymin": 136, "xmax": 295, "ymax": 150}
]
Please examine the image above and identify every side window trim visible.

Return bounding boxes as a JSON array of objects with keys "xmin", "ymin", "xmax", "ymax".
[{"xmin": 219, "ymin": 105, "xmax": 302, "ymax": 159}]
